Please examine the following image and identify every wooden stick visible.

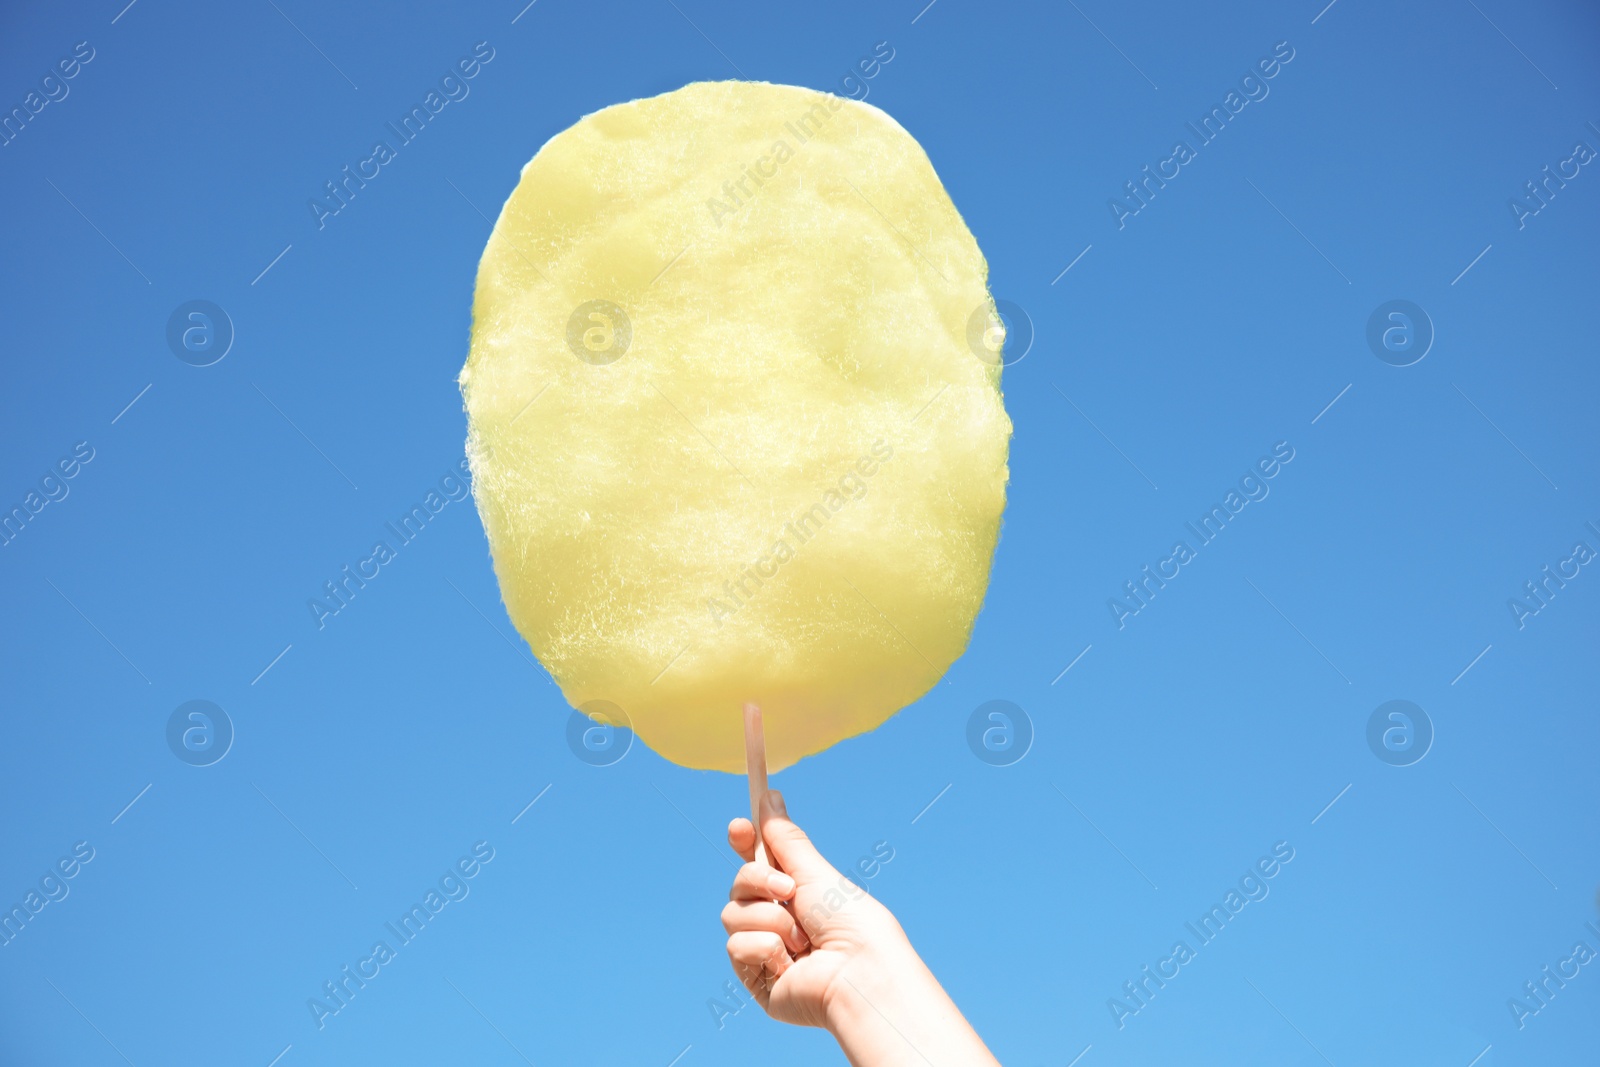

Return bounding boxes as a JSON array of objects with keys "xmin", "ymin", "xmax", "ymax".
[{"xmin": 743, "ymin": 702, "xmax": 770, "ymax": 868}]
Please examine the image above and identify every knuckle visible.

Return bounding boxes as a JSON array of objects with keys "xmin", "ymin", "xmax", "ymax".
[{"xmin": 729, "ymin": 862, "xmax": 771, "ymax": 898}]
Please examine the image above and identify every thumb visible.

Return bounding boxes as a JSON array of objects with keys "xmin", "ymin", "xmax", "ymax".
[{"xmin": 759, "ymin": 791, "xmax": 837, "ymax": 885}]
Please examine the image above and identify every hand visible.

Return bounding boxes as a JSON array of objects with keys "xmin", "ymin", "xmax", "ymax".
[
  {"xmin": 721, "ymin": 790, "xmax": 1001, "ymax": 1066},
  {"xmin": 721, "ymin": 789, "xmax": 908, "ymax": 1029}
]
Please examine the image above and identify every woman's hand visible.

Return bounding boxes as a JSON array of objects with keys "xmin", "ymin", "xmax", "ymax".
[
  {"xmin": 721, "ymin": 789, "xmax": 908, "ymax": 1029},
  {"xmin": 721, "ymin": 790, "xmax": 1002, "ymax": 1066}
]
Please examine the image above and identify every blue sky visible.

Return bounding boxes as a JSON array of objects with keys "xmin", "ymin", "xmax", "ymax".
[{"xmin": 1, "ymin": 1, "xmax": 1596, "ymax": 1065}]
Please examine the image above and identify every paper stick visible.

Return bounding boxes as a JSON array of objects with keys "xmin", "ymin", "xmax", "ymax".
[{"xmin": 743, "ymin": 701, "xmax": 770, "ymax": 868}]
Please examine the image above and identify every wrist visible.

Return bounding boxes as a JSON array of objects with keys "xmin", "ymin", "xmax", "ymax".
[
  {"xmin": 823, "ymin": 941, "xmax": 937, "ymax": 1043},
  {"xmin": 822, "ymin": 937, "xmax": 1001, "ymax": 1067}
]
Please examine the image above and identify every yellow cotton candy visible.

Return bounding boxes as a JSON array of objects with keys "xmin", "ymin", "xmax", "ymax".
[{"xmin": 459, "ymin": 81, "xmax": 1011, "ymax": 773}]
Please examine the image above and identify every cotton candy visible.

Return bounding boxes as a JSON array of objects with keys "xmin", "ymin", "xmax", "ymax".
[{"xmin": 459, "ymin": 81, "xmax": 1010, "ymax": 772}]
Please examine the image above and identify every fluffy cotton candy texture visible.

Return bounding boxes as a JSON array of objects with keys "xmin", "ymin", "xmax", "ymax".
[{"xmin": 459, "ymin": 80, "xmax": 1010, "ymax": 773}]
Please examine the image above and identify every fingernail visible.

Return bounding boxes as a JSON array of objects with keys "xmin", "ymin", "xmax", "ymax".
[
  {"xmin": 768, "ymin": 872, "xmax": 795, "ymax": 897},
  {"xmin": 770, "ymin": 790, "xmax": 787, "ymax": 817}
]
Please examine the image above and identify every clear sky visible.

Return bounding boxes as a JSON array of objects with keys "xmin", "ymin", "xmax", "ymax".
[{"xmin": 1, "ymin": 1, "xmax": 1596, "ymax": 1065}]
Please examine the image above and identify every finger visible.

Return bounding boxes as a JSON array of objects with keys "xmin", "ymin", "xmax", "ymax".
[
  {"xmin": 730, "ymin": 861, "xmax": 796, "ymax": 902},
  {"xmin": 721, "ymin": 899, "xmax": 810, "ymax": 954},
  {"xmin": 759, "ymin": 791, "xmax": 839, "ymax": 885},
  {"xmin": 727, "ymin": 817, "xmax": 756, "ymax": 863},
  {"xmin": 727, "ymin": 930, "xmax": 791, "ymax": 997}
]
